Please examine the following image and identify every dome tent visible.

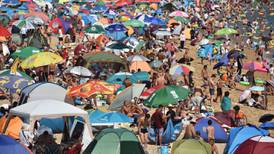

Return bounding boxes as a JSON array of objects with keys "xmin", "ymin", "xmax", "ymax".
[
  {"xmin": 83, "ymin": 128, "xmax": 144, "ymax": 154},
  {"xmin": 171, "ymin": 139, "xmax": 212, "ymax": 154}
]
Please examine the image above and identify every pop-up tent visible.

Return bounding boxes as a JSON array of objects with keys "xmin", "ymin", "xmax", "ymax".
[
  {"xmin": 0, "ymin": 134, "xmax": 31, "ymax": 154},
  {"xmin": 225, "ymin": 125, "xmax": 269, "ymax": 154},
  {"xmin": 19, "ymin": 82, "xmax": 67, "ymax": 104},
  {"xmin": 4, "ymin": 100, "xmax": 93, "ymax": 150},
  {"xmin": 235, "ymin": 136, "xmax": 274, "ymax": 154},
  {"xmin": 83, "ymin": 128, "xmax": 144, "ymax": 154},
  {"xmin": 171, "ymin": 139, "xmax": 212, "ymax": 154},
  {"xmin": 194, "ymin": 116, "xmax": 228, "ymax": 143}
]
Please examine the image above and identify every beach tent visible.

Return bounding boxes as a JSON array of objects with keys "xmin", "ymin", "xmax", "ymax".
[
  {"xmin": 225, "ymin": 125, "xmax": 269, "ymax": 154},
  {"xmin": 109, "ymin": 84, "xmax": 145, "ymax": 111},
  {"xmin": 0, "ymin": 116, "xmax": 23, "ymax": 139},
  {"xmin": 19, "ymin": 82, "xmax": 67, "ymax": 104},
  {"xmin": 148, "ymin": 119, "xmax": 182, "ymax": 144},
  {"xmin": 171, "ymin": 139, "xmax": 212, "ymax": 154},
  {"xmin": 0, "ymin": 134, "xmax": 31, "ymax": 154},
  {"xmin": 234, "ymin": 136, "xmax": 274, "ymax": 154},
  {"xmin": 4, "ymin": 100, "xmax": 93, "ymax": 150},
  {"xmin": 194, "ymin": 117, "xmax": 228, "ymax": 143},
  {"xmin": 83, "ymin": 128, "xmax": 145, "ymax": 154}
]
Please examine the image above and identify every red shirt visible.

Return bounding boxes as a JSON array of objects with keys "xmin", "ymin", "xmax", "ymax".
[{"xmin": 152, "ymin": 110, "xmax": 164, "ymax": 128}]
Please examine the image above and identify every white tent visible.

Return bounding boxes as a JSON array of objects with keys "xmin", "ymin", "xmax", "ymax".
[{"xmin": 5, "ymin": 100, "xmax": 93, "ymax": 150}]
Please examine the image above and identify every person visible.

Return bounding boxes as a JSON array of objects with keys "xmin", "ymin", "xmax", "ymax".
[
  {"xmin": 201, "ymin": 65, "xmax": 209, "ymax": 88},
  {"xmin": 208, "ymin": 74, "xmax": 216, "ymax": 105},
  {"xmin": 221, "ymin": 91, "xmax": 232, "ymax": 113},
  {"xmin": 151, "ymin": 105, "xmax": 165, "ymax": 146},
  {"xmin": 183, "ymin": 117, "xmax": 197, "ymax": 139},
  {"xmin": 233, "ymin": 105, "xmax": 247, "ymax": 126},
  {"xmin": 138, "ymin": 113, "xmax": 150, "ymax": 149},
  {"xmin": 180, "ymin": 30, "xmax": 186, "ymax": 49},
  {"xmin": 209, "ymin": 138, "xmax": 219, "ymax": 154},
  {"xmin": 214, "ymin": 77, "xmax": 223, "ymax": 103},
  {"xmin": 206, "ymin": 119, "xmax": 215, "ymax": 141}
]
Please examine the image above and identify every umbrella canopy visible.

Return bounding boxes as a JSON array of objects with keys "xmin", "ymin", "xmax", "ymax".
[
  {"xmin": 150, "ymin": 59, "xmax": 163, "ymax": 68},
  {"xmin": 0, "ymin": 69, "xmax": 32, "ymax": 80},
  {"xmin": 124, "ymin": 19, "xmax": 145, "ymax": 28},
  {"xmin": 199, "ymin": 38, "xmax": 209, "ymax": 45},
  {"xmin": 130, "ymin": 61, "xmax": 152, "ymax": 72},
  {"xmin": 67, "ymin": 80, "xmax": 120, "ymax": 98},
  {"xmin": 24, "ymin": 12, "xmax": 50, "ymax": 23},
  {"xmin": 11, "ymin": 46, "xmax": 41, "ymax": 60},
  {"xmin": 127, "ymin": 55, "xmax": 150, "ymax": 62},
  {"xmin": 140, "ymin": 85, "xmax": 164, "ymax": 99},
  {"xmin": 144, "ymin": 85, "xmax": 189, "ymax": 107},
  {"xmin": 89, "ymin": 110, "xmax": 133, "ymax": 126},
  {"xmin": 20, "ymin": 52, "xmax": 63, "ymax": 69},
  {"xmin": 12, "ymin": 20, "xmax": 35, "ymax": 30},
  {"xmin": 243, "ymin": 61, "xmax": 267, "ymax": 72},
  {"xmin": 0, "ymin": 26, "xmax": 11, "ymax": 37},
  {"xmin": 169, "ymin": 64, "xmax": 192, "ymax": 76},
  {"xmin": 107, "ymin": 42, "xmax": 132, "ymax": 50},
  {"xmin": 106, "ymin": 72, "xmax": 137, "ymax": 84},
  {"xmin": 85, "ymin": 52, "xmax": 127, "ymax": 67},
  {"xmin": 133, "ymin": 71, "xmax": 150, "ymax": 81},
  {"xmin": 105, "ymin": 23, "xmax": 127, "ymax": 32},
  {"xmin": 0, "ymin": 75, "xmax": 33, "ymax": 93},
  {"xmin": 215, "ymin": 28, "xmax": 238, "ymax": 35},
  {"xmin": 173, "ymin": 16, "xmax": 190, "ymax": 24},
  {"xmin": 169, "ymin": 10, "xmax": 188, "ymax": 17},
  {"xmin": 259, "ymin": 114, "xmax": 274, "ymax": 123},
  {"xmin": 26, "ymin": 16, "xmax": 44, "ymax": 25},
  {"xmin": 84, "ymin": 25, "xmax": 105, "ymax": 34},
  {"xmin": 69, "ymin": 66, "xmax": 93, "ymax": 76},
  {"xmin": 249, "ymin": 86, "xmax": 265, "ymax": 92},
  {"xmin": 0, "ymin": 134, "xmax": 30, "ymax": 154}
]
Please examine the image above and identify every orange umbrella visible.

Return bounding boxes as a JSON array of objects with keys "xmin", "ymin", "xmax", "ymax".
[
  {"xmin": 130, "ymin": 61, "xmax": 152, "ymax": 72},
  {"xmin": 67, "ymin": 80, "xmax": 120, "ymax": 98}
]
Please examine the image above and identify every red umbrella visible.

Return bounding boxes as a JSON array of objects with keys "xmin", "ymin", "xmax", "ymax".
[
  {"xmin": 49, "ymin": 18, "xmax": 64, "ymax": 34},
  {"xmin": 0, "ymin": 26, "xmax": 11, "ymax": 37},
  {"xmin": 140, "ymin": 85, "xmax": 164, "ymax": 99},
  {"xmin": 243, "ymin": 61, "xmax": 267, "ymax": 72},
  {"xmin": 116, "ymin": 0, "xmax": 133, "ymax": 7}
]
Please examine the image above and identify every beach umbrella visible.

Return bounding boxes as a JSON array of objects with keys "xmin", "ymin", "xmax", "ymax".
[
  {"xmin": 93, "ymin": 5, "xmax": 108, "ymax": 12},
  {"xmin": 0, "ymin": 26, "xmax": 11, "ymax": 37},
  {"xmin": 169, "ymin": 10, "xmax": 188, "ymax": 17},
  {"xmin": 259, "ymin": 114, "xmax": 274, "ymax": 123},
  {"xmin": 153, "ymin": 29, "xmax": 171, "ymax": 38},
  {"xmin": 107, "ymin": 42, "xmax": 132, "ymax": 50},
  {"xmin": 69, "ymin": 66, "xmax": 93, "ymax": 77},
  {"xmin": 133, "ymin": 71, "xmax": 150, "ymax": 81},
  {"xmin": 26, "ymin": 16, "xmax": 44, "ymax": 25},
  {"xmin": 215, "ymin": 28, "xmax": 238, "ymax": 35},
  {"xmin": 144, "ymin": 85, "xmax": 189, "ymax": 107},
  {"xmin": 2, "ymin": 0, "xmax": 21, "ymax": 6},
  {"xmin": 12, "ymin": 19, "xmax": 35, "ymax": 31},
  {"xmin": 84, "ymin": 25, "xmax": 105, "ymax": 34},
  {"xmin": 213, "ymin": 53, "xmax": 229, "ymax": 69},
  {"xmin": 169, "ymin": 64, "xmax": 192, "ymax": 76},
  {"xmin": 0, "ymin": 75, "xmax": 33, "ymax": 93},
  {"xmin": 150, "ymin": 59, "xmax": 163, "ymax": 68},
  {"xmin": 11, "ymin": 46, "xmax": 41, "ymax": 60},
  {"xmin": 115, "ymin": 0, "xmax": 133, "ymax": 7},
  {"xmin": 173, "ymin": 16, "xmax": 190, "ymax": 24},
  {"xmin": 140, "ymin": 85, "xmax": 164, "ymax": 99},
  {"xmin": 0, "ymin": 69, "xmax": 32, "ymax": 80},
  {"xmin": 130, "ymin": 61, "xmax": 152, "ymax": 72},
  {"xmin": 243, "ymin": 61, "xmax": 267, "ymax": 72},
  {"xmin": 106, "ymin": 72, "xmax": 137, "ymax": 84},
  {"xmin": 124, "ymin": 19, "xmax": 145, "ymax": 28},
  {"xmin": 24, "ymin": 12, "xmax": 50, "ymax": 23},
  {"xmin": 0, "ymin": 134, "xmax": 31, "ymax": 154},
  {"xmin": 199, "ymin": 38, "xmax": 209, "ymax": 45},
  {"xmin": 0, "ymin": 15, "xmax": 10, "ymax": 27},
  {"xmin": 20, "ymin": 52, "xmax": 63, "ymax": 69},
  {"xmin": 127, "ymin": 55, "xmax": 149, "ymax": 62},
  {"xmin": 11, "ymin": 34, "xmax": 22, "ymax": 45},
  {"xmin": 105, "ymin": 23, "xmax": 127, "ymax": 32},
  {"xmin": 145, "ymin": 17, "xmax": 165, "ymax": 25},
  {"xmin": 67, "ymin": 80, "xmax": 120, "ymax": 98},
  {"xmin": 49, "ymin": 18, "xmax": 70, "ymax": 34},
  {"xmin": 249, "ymin": 86, "xmax": 265, "ymax": 92}
]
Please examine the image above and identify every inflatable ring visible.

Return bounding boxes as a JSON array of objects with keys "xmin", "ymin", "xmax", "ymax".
[{"xmin": 239, "ymin": 81, "xmax": 250, "ymax": 86}]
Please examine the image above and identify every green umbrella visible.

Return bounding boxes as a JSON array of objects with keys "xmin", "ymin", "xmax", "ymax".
[
  {"xmin": 214, "ymin": 40, "xmax": 223, "ymax": 47},
  {"xmin": 124, "ymin": 19, "xmax": 145, "ymax": 28},
  {"xmin": 107, "ymin": 42, "xmax": 132, "ymax": 50},
  {"xmin": 95, "ymin": 0, "xmax": 105, "ymax": 6},
  {"xmin": 215, "ymin": 28, "xmax": 238, "ymax": 35},
  {"xmin": 84, "ymin": 25, "xmax": 105, "ymax": 34},
  {"xmin": 144, "ymin": 85, "xmax": 189, "ymax": 107},
  {"xmin": 11, "ymin": 46, "xmax": 41, "ymax": 60},
  {"xmin": 0, "ymin": 15, "xmax": 10, "ymax": 27},
  {"xmin": 173, "ymin": 16, "xmax": 190, "ymax": 24}
]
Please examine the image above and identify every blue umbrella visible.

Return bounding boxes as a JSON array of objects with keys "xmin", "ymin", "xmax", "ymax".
[
  {"xmin": 133, "ymin": 71, "xmax": 150, "ymax": 81},
  {"xmin": 2, "ymin": 0, "xmax": 20, "ymax": 6},
  {"xmin": 106, "ymin": 72, "xmax": 137, "ymax": 84},
  {"xmin": 144, "ymin": 17, "xmax": 166, "ymax": 25},
  {"xmin": 105, "ymin": 23, "xmax": 127, "ymax": 31},
  {"xmin": 89, "ymin": 110, "xmax": 133, "ymax": 125},
  {"xmin": 103, "ymin": 9, "xmax": 117, "ymax": 18},
  {"xmin": 93, "ymin": 5, "xmax": 107, "ymax": 12},
  {"xmin": 0, "ymin": 134, "xmax": 30, "ymax": 154},
  {"xmin": 106, "ymin": 31, "xmax": 127, "ymax": 41},
  {"xmin": 0, "ymin": 75, "xmax": 33, "ymax": 93},
  {"xmin": 213, "ymin": 53, "xmax": 229, "ymax": 69}
]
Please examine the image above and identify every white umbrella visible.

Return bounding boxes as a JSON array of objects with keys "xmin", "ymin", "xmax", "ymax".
[
  {"xmin": 127, "ymin": 55, "xmax": 150, "ymax": 62},
  {"xmin": 199, "ymin": 39, "xmax": 209, "ymax": 45},
  {"xmin": 153, "ymin": 29, "xmax": 171, "ymax": 38},
  {"xmin": 26, "ymin": 16, "xmax": 44, "ymax": 25},
  {"xmin": 239, "ymin": 90, "xmax": 251, "ymax": 102},
  {"xmin": 69, "ymin": 66, "xmax": 93, "ymax": 76}
]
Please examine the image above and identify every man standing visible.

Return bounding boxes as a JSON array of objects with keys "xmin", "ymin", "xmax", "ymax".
[
  {"xmin": 208, "ymin": 74, "xmax": 216, "ymax": 105},
  {"xmin": 151, "ymin": 105, "xmax": 165, "ymax": 146},
  {"xmin": 180, "ymin": 30, "xmax": 186, "ymax": 50},
  {"xmin": 201, "ymin": 65, "xmax": 209, "ymax": 88}
]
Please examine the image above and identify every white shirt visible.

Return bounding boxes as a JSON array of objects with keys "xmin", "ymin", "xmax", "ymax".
[{"xmin": 180, "ymin": 33, "xmax": 186, "ymax": 41}]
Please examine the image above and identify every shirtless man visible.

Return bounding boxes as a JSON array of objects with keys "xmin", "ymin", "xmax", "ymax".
[
  {"xmin": 208, "ymin": 74, "xmax": 216, "ymax": 105},
  {"xmin": 156, "ymin": 73, "xmax": 166, "ymax": 86},
  {"xmin": 206, "ymin": 120, "xmax": 215, "ymax": 141},
  {"xmin": 201, "ymin": 65, "xmax": 209, "ymax": 88},
  {"xmin": 214, "ymin": 78, "xmax": 223, "ymax": 103},
  {"xmin": 183, "ymin": 118, "xmax": 197, "ymax": 139}
]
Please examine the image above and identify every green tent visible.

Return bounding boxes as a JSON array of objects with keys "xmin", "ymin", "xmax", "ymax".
[
  {"xmin": 83, "ymin": 128, "xmax": 145, "ymax": 154},
  {"xmin": 172, "ymin": 139, "xmax": 212, "ymax": 154},
  {"xmin": 144, "ymin": 85, "xmax": 189, "ymax": 107}
]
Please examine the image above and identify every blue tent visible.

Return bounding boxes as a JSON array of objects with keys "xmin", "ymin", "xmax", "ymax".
[
  {"xmin": 194, "ymin": 117, "xmax": 228, "ymax": 143},
  {"xmin": 148, "ymin": 119, "xmax": 182, "ymax": 144},
  {"xmin": 225, "ymin": 125, "xmax": 269, "ymax": 154},
  {"xmin": 88, "ymin": 110, "xmax": 133, "ymax": 126},
  {"xmin": 0, "ymin": 134, "xmax": 30, "ymax": 154},
  {"xmin": 259, "ymin": 122, "xmax": 274, "ymax": 129}
]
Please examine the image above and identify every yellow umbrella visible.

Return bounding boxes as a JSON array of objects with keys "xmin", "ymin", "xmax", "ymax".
[
  {"xmin": 20, "ymin": 52, "xmax": 63, "ymax": 69},
  {"xmin": 120, "ymin": 16, "xmax": 130, "ymax": 22}
]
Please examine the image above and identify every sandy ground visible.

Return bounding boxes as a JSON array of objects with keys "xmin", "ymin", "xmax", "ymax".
[{"xmin": 0, "ymin": 35, "xmax": 273, "ymax": 154}]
